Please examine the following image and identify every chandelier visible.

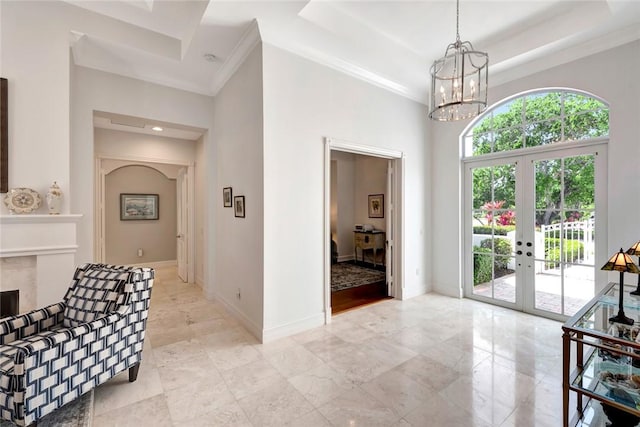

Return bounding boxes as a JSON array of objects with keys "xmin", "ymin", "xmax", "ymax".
[{"xmin": 429, "ymin": 0, "xmax": 488, "ymax": 121}]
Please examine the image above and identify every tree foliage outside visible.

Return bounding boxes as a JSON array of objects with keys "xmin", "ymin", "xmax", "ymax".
[{"xmin": 468, "ymin": 91, "xmax": 607, "ymax": 228}]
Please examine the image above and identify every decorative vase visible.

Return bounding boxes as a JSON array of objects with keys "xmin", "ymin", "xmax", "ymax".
[{"xmin": 46, "ymin": 181, "xmax": 63, "ymax": 215}]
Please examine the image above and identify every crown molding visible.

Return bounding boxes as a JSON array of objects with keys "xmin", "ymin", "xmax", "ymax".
[{"xmin": 210, "ymin": 20, "xmax": 262, "ymax": 96}]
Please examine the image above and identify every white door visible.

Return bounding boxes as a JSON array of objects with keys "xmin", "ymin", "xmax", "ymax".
[
  {"xmin": 386, "ymin": 160, "xmax": 394, "ymax": 296},
  {"xmin": 176, "ymin": 168, "xmax": 188, "ymax": 282},
  {"xmin": 464, "ymin": 144, "xmax": 606, "ymax": 320}
]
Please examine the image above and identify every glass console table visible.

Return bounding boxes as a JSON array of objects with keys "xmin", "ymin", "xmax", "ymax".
[{"xmin": 563, "ymin": 282, "xmax": 640, "ymax": 427}]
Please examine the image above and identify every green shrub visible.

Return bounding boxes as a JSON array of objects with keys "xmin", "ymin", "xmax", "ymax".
[
  {"xmin": 480, "ymin": 238, "xmax": 513, "ymax": 270},
  {"xmin": 545, "ymin": 238, "xmax": 584, "ymax": 268},
  {"xmin": 473, "ymin": 225, "xmax": 515, "ymax": 236},
  {"xmin": 473, "ymin": 247, "xmax": 493, "ymax": 285}
]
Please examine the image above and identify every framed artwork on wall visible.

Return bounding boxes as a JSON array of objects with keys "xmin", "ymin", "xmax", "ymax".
[
  {"xmin": 1, "ymin": 78, "xmax": 7, "ymax": 193},
  {"xmin": 223, "ymin": 187, "xmax": 232, "ymax": 207},
  {"xmin": 368, "ymin": 194, "xmax": 384, "ymax": 218},
  {"xmin": 120, "ymin": 193, "xmax": 159, "ymax": 220},
  {"xmin": 234, "ymin": 195, "xmax": 245, "ymax": 218}
]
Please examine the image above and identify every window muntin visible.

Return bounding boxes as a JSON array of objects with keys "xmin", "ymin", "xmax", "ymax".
[{"xmin": 464, "ymin": 90, "xmax": 609, "ymax": 157}]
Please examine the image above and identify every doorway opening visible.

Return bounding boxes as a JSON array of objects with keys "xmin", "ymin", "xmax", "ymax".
[
  {"xmin": 93, "ymin": 112, "xmax": 202, "ymax": 283},
  {"xmin": 324, "ymin": 138, "xmax": 404, "ymax": 320}
]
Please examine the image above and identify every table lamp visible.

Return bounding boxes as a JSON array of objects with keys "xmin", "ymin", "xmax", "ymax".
[
  {"xmin": 628, "ymin": 241, "xmax": 640, "ymax": 295},
  {"xmin": 602, "ymin": 248, "xmax": 640, "ymax": 325}
]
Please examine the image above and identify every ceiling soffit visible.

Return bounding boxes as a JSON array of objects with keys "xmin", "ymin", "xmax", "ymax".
[{"xmin": 64, "ymin": 0, "xmax": 640, "ymax": 105}]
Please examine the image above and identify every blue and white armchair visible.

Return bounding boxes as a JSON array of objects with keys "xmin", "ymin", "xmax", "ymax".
[{"xmin": 0, "ymin": 263, "xmax": 153, "ymax": 426}]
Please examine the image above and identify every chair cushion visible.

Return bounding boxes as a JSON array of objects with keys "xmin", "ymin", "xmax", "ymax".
[{"xmin": 63, "ymin": 269, "xmax": 130, "ymax": 328}]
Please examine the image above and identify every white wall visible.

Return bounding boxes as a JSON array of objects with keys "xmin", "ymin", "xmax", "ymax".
[
  {"xmin": 430, "ymin": 40, "xmax": 640, "ymax": 297},
  {"xmin": 0, "ymin": 1, "xmax": 186, "ymax": 214},
  {"xmin": 354, "ymin": 156, "xmax": 387, "ymax": 232},
  {"xmin": 262, "ymin": 43, "xmax": 429, "ymax": 340},
  {"xmin": 212, "ymin": 44, "xmax": 264, "ymax": 337},
  {"xmin": 0, "ymin": 1, "xmax": 74, "ymax": 214},
  {"xmin": 95, "ymin": 128, "xmax": 197, "ymax": 164}
]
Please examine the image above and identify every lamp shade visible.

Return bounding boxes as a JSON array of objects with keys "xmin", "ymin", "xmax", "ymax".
[
  {"xmin": 601, "ymin": 248, "xmax": 640, "ymax": 273},
  {"xmin": 627, "ymin": 241, "xmax": 640, "ymax": 256}
]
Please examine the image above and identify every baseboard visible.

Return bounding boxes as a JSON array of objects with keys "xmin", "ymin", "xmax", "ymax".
[
  {"xmin": 400, "ymin": 282, "xmax": 430, "ymax": 300},
  {"xmin": 262, "ymin": 312, "xmax": 325, "ymax": 343},
  {"xmin": 211, "ymin": 290, "xmax": 263, "ymax": 342},
  {"xmin": 130, "ymin": 260, "xmax": 177, "ymax": 269},
  {"xmin": 337, "ymin": 255, "xmax": 354, "ymax": 263}
]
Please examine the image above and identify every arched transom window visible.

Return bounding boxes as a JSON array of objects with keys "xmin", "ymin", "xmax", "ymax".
[{"xmin": 463, "ymin": 89, "xmax": 609, "ymax": 158}]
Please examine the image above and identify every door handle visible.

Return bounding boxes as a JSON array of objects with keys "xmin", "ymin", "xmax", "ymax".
[{"xmin": 176, "ymin": 234, "xmax": 183, "ymax": 238}]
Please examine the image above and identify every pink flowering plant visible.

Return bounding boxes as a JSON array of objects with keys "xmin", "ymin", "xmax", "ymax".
[{"xmin": 482, "ymin": 200, "xmax": 515, "ymax": 226}]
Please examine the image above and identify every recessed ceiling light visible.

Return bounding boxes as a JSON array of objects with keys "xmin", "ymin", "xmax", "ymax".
[
  {"xmin": 151, "ymin": 126, "xmax": 163, "ymax": 132},
  {"xmin": 203, "ymin": 53, "xmax": 219, "ymax": 62}
]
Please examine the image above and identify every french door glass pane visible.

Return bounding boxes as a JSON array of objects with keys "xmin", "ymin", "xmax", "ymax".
[
  {"xmin": 471, "ymin": 164, "xmax": 516, "ymax": 304},
  {"xmin": 533, "ymin": 154, "xmax": 596, "ymax": 316}
]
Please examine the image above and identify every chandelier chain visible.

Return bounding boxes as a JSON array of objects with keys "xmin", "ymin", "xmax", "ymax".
[{"xmin": 456, "ymin": 0, "xmax": 460, "ymax": 42}]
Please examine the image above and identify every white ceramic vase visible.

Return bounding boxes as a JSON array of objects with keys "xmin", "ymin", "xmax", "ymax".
[{"xmin": 46, "ymin": 181, "xmax": 63, "ymax": 215}]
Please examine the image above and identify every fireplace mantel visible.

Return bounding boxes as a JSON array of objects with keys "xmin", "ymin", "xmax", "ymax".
[
  {"xmin": 0, "ymin": 214, "xmax": 82, "ymax": 310},
  {"xmin": 0, "ymin": 214, "xmax": 82, "ymax": 257}
]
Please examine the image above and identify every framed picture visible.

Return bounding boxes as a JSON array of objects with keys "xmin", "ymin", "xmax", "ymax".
[
  {"xmin": 120, "ymin": 194, "xmax": 159, "ymax": 220},
  {"xmin": 223, "ymin": 187, "xmax": 232, "ymax": 207},
  {"xmin": 234, "ymin": 195, "xmax": 245, "ymax": 218},
  {"xmin": 368, "ymin": 194, "xmax": 384, "ymax": 218},
  {"xmin": 1, "ymin": 78, "xmax": 7, "ymax": 193}
]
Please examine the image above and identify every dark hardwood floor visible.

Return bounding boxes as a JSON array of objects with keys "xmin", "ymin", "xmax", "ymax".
[{"xmin": 331, "ymin": 280, "xmax": 390, "ymax": 314}]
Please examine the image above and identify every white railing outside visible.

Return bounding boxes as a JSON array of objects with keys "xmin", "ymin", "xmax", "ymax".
[{"xmin": 541, "ymin": 218, "xmax": 595, "ymax": 270}]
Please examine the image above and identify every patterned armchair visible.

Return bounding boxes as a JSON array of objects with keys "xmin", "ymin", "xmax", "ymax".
[{"xmin": 0, "ymin": 263, "xmax": 153, "ymax": 426}]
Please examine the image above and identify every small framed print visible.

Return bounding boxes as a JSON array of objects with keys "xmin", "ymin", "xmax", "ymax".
[
  {"xmin": 223, "ymin": 187, "xmax": 232, "ymax": 207},
  {"xmin": 120, "ymin": 194, "xmax": 159, "ymax": 220},
  {"xmin": 234, "ymin": 196, "xmax": 245, "ymax": 218},
  {"xmin": 368, "ymin": 194, "xmax": 384, "ymax": 218}
]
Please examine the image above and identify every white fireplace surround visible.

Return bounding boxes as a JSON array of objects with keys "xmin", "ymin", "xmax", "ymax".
[{"xmin": 0, "ymin": 214, "xmax": 82, "ymax": 311}]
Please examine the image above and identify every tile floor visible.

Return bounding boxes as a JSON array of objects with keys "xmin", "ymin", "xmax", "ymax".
[{"xmin": 92, "ymin": 266, "xmax": 570, "ymax": 427}]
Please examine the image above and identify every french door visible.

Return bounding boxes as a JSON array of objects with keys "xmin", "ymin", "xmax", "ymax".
[{"xmin": 464, "ymin": 143, "xmax": 606, "ymax": 320}]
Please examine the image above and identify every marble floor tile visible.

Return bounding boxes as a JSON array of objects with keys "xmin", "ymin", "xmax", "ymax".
[
  {"xmin": 237, "ymin": 379, "xmax": 315, "ymax": 427},
  {"xmin": 325, "ymin": 346, "xmax": 396, "ymax": 385},
  {"xmin": 221, "ymin": 358, "xmax": 285, "ymax": 400},
  {"xmin": 151, "ymin": 338, "xmax": 207, "ymax": 366},
  {"xmin": 439, "ymin": 376, "xmax": 517, "ymax": 426},
  {"xmin": 403, "ymin": 393, "xmax": 492, "ymax": 427},
  {"xmin": 302, "ymin": 334, "xmax": 352, "ymax": 362},
  {"xmin": 361, "ymin": 369, "xmax": 437, "ymax": 417},
  {"xmin": 394, "ymin": 354, "xmax": 461, "ymax": 391},
  {"xmin": 163, "ymin": 377, "xmax": 236, "ymax": 423},
  {"xmin": 264, "ymin": 344, "xmax": 325, "ymax": 378},
  {"xmin": 90, "ymin": 266, "xmax": 569, "ymax": 427},
  {"xmin": 288, "ymin": 363, "xmax": 357, "ymax": 407},
  {"xmin": 317, "ymin": 386, "xmax": 400, "ymax": 427},
  {"xmin": 182, "ymin": 401, "xmax": 253, "ymax": 427},
  {"xmin": 156, "ymin": 352, "xmax": 223, "ymax": 392},
  {"xmin": 359, "ymin": 336, "xmax": 418, "ymax": 368},
  {"xmin": 92, "ymin": 394, "xmax": 173, "ymax": 427},
  {"xmin": 282, "ymin": 410, "xmax": 332, "ymax": 427},
  {"xmin": 93, "ymin": 362, "xmax": 164, "ymax": 416}
]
